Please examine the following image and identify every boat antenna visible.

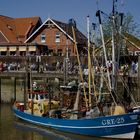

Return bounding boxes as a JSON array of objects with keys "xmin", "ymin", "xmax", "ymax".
[
  {"xmin": 112, "ymin": 0, "xmax": 118, "ymax": 15},
  {"xmin": 117, "ymin": 12, "xmax": 124, "ymax": 67},
  {"xmin": 112, "ymin": 0, "xmax": 116, "ymax": 16},
  {"xmin": 96, "ymin": 0, "xmax": 100, "ymax": 11}
]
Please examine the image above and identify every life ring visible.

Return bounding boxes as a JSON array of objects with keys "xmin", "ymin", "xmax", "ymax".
[
  {"xmin": 14, "ymin": 101, "xmax": 20, "ymax": 108},
  {"xmin": 66, "ymin": 99, "xmax": 71, "ymax": 107},
  {"xmin": 28, "ymin": 101, "xmax": 33, "ymax": 109}
]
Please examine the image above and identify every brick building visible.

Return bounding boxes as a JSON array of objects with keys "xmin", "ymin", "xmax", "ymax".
[
  {"xmin": 0, "ymin": 15, "xmax": 87, "ymax": 56},
  {"xmin": 25, "ymin": 18, "xmax": 87, "ymax": 56}
]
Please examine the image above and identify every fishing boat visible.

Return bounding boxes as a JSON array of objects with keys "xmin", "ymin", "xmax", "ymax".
[
  {"xmin": 13, "ymin": 83, "xmax": 140, "ymax": 139},
  {"xmin": 13, "ymin": 106, "xmax": 139, "ymax": 139},
  {"xmin": 13, "ymin": 1, "xmax": 140, "ymax": 139}
]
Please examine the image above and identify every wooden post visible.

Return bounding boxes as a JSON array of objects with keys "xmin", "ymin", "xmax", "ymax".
[
  {"xmin": 60, "ymin": 88, "xmax": 64, "ymax": 109},
  {"xmin": 14, "ymin": 77, "xmax": 16, "ymax": 101},
  {"xmin": 0, "ymin": 78, "xmax": 1, "ymax": 103},
  {"xmin": 48, "ymin": 84, "xmax": 52, "ymax": 111},
  {"xmin": 24, "ymin": 76, "xmax": 27, "ymax": 109},
  {"xmin": 138, "ymin": 56, "xmax": 140, "ymax": 102},
  {"xmin": 11, "ymin": 77, "xmax": 16, "ymax": 102}
]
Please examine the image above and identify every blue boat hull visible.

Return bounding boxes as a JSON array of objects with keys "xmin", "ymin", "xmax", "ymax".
[{"xmin": 13, "ymin": 108, "xmax": 139, "ymax": 139}]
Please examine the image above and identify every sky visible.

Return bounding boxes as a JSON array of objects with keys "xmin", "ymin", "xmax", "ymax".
[{"xmin": 0, "ymin": 0, "xmax": 140, "ymax": 36}]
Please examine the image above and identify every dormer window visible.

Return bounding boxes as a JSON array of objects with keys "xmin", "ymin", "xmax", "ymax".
[
  {"xmin": 55, "ymin": 32, "xmax": 60, "ymax": 43},
  {"xmin": 41, "ymin": 33, "xmax": 46, "ymax": 43},
  {"xmin": 7, "ymin": 25, "xmax": 12, "ymax": 30}
]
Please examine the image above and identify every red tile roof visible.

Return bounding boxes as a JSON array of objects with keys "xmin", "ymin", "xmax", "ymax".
[{"xmin": 0, "ymin": 15, "xmax": 41, "ymax": 43}]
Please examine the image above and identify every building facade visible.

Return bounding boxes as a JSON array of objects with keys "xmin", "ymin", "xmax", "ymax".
[
  {"xmin": 25, "ymin": 18, "xmax": 87, "ymax": 56},
  {"xmin": 0, "ymin": 16, "xmax": 87, "ymax": 57},
  {"xmin": 0, "ymin": 15, "xmax": 139, "ymax": 57}
]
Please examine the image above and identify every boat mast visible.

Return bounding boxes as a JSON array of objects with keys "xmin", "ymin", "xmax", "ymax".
[
  {"xmin": 87, "ymin": 16, "xmax": 92, "ymax": 107},
  {"xmin": 96, "ymin": 10, "xmax": 117, "ymax": 104},
  {"xmin": 27, "ymin": 56, "xmax": 34, "ymax": 114},
  {"xmin": 72, "ymin": 26, "xmax": 88, "ymax": 108},
  {"xmin": 117, "ymin": 13, "xmax": 123, "ymax": 67},
  {"xmin": 96, "ymin": 10, "xmax": 112, "ymax": 91},
  {"xmin": 90, "ymin": 23, "xmax": 101, "ymax": 102},
  {"xmin": 115, "ymin": 12, "xmax": 123, "ymax": 94},
  {"xmin": 111, "ymin": 0, "xmax": 123, "ymax": 100},
  {"xmin": 111, "ymin": 0, "xmax": 116, "ymax": 91},
  {"xmin": 63, "ymin": 34, "xmax": 69, "ymax": 86}
]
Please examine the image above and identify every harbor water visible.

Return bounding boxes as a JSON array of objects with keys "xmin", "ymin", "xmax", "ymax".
[{"xmin": 0, "ymin": 104, "xmax": 140, "ymax": 140}]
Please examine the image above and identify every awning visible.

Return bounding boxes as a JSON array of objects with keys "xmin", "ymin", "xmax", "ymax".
[
  {"xmin": 28, "ymin": 46, "xmax": 36, "ymax": 51},
  {"xmin": 9, "ymin": 46, "xmax": 17, "ymax": 51},
  {"xmin": 0, "ymin": 47, "xmax": 7, "ymax": 51},
  {"xmin": 19, "ymin": 46, "xmax": 27, "ymax": 51}
]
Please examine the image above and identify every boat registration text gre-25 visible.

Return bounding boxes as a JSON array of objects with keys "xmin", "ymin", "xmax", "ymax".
[{"xmin": 102, "ymin": 117, "xmax": 125, "ymax": 125}]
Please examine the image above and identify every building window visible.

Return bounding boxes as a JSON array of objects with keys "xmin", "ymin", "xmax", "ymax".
[
  {"xmin": 0, "ymin": 52, "xmax": 6, "ymax": 56},
  {"xmin": 68, "ymin": 49, "xmax": 71, "ymax": 56},
  {"xmin": 128, "ymin": 51, "xmax": 134, "ymax": 56},
  {"xmin": 20, "ymin": 51, "xmax": 26, "ymax": 56},
  {"xmin": 55, "ymin": 32, "xmax": 60, "ymax": 43},
  {"xmin": 10, "ymin": 51, "xmax": 16, "ymax": 56},
  {"xmin": 58, "ymin": 49, "xmax": 62, "ymax": 56},
  {"xmin": 48, "ymin": 49, "xmax": 53, "ymax": 56},
  {"xmin": 41, "ymin": 34, "xmax": 46, "ymax": 43}
]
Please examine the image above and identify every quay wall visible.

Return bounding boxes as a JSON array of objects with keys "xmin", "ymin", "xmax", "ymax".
[
  {"xmin": 0, "ymin": 72, "xmax": 65, "ymax": 103},
  {"xmin": 0, "ymin": 72, "xmax": 139, "ymax": 103},
  {"xmin": 0, "ymin": 56, "xmax": 139, "ymax": 103}
]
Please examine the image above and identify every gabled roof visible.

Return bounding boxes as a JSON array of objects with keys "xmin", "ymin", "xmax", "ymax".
[
  {"xmin": 0, "ymin": 15, "xmax": 41, "ymax": 43},
  {"xmin": 25, "ymin": 18, "xmax": 87, "ymax": 45},
  {"xmin": 53, "ymin": 19, "xmax": 87, "ymax": 45},
  {"xmin": 95, "ymin": 33, "xmax": 140, "ymax": 55},
  {"xmin": 124, "ymin": 33, "xmax": 140, "ymax": 51}
]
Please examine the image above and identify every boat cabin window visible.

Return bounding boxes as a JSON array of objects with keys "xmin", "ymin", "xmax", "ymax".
[
  {"xmin": 28, "ymin": 93, "xmax": 48, "ymax": 101},
  {"xmin": 45, "ymin": 94, "xmax": 49, "ymax": 99},
  {"xmin": 40, "ymin": 94, "xmax": 44, "ymax": 100}
]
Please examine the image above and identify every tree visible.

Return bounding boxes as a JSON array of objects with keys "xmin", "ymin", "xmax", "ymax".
[
  {"xmin": 95, "ymin": 12, "xmax": 140, "ymax": 47},
  {"xmin": 102, "ymin": 12, "xmax": 140, "ymax": 39},
  {"xmin": 121, "ymin": 13, "xmax": 140, "ymax": 38}
]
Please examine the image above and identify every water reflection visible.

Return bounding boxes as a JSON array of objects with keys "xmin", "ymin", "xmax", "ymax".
[
  {"xmin": 14, "ymin": 120, "xmax": 74, "ymax": 140},
  {"xmin": 0, "ymin": 104, "xmax": 139, "ymax": 140},
  {"xmin": 14, "ymin": 120, "xmax": 109, "ymax": 140},
  {"xmin": 0, "ymin": 104, "xmax": 105, "ymax": 140}
]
